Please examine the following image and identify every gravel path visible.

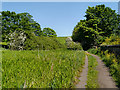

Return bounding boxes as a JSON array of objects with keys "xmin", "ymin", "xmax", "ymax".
[
  {"xmin": 89, "ymin": 53, "xmax": 117, "ymax": 88},
  {"xmin": 76, "ymin": 52, "xmax": 118, "ymax": 88},
  {"xmin": 76, "ymin": 55, "xmax": 88, "ymax": 88}
]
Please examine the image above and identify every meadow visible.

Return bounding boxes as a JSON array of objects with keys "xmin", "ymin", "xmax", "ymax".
[{"xmin": 2, "ymin": 50, "xmax": 85, "ymax": 88}]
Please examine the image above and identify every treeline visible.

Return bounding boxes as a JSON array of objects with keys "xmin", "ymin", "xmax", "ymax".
[
  {"xmin": 1, "ymin": 11, "xmax": 57, "ymax": 41},
  {"xmin": 2, "ymin": 4, "xmax": 119, "ymax": 50},
  {"xmin": 1, "ymin": 11, "xmax": 82, "ymax": 50},
  {"xmin": 72, "ymin": 4, "xmax": 120, "ymax": 50},
  {"xmin": 0, "ymin": 11, "xmax": 61, "ymax": 50}
]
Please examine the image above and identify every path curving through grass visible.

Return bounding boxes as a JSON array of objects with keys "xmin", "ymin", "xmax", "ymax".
[
  {"xmin": 88, "ymin": 52, "xmax": 117, "ymax": 88},
  {"xmin": 76, "ymin": 52, "xmax": 118, "ymax": 88}
]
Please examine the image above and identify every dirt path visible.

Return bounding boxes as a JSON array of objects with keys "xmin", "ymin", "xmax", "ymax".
[
  {"xmin": 76, "ymin": 55, "xmax": 88, "ymax": 88},
  {"xmin": 89, "ymin": 53, "xmax": 117, "ymax": 88},
  {"xmin": 76, "ymin": 52, "xmax": 117, "ymax": 88}
]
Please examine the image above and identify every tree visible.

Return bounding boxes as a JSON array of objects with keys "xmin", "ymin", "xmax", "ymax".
[
  {"xmin": 85, "ymin": 5, "xmax": 119, "ymax": 36},
  {"xmin": 43, "ymin": 28, "xmax": 57, "ymax": 37},
  {"xmin": 1, "ymin": 11, "xmax": 42, "ymax": 42},
  {"xmin": 117, "ymin": 14, "xmax": 120, "ymax": 35},
  {"xmin": 72, "ymin": 20, "xmax": 101, "ymax": 50},
  {"xmin": 33, "ymin": 22, "xmax": 43, "ymax": 36},
  {"xmin": 72, "ymin": 4, "xmax": 120, "ymax": 50},
  {"xmin": 2, "ymin": 11, "xmax": 16, "ymax": 41},
  {"xmin": 0, "ymin": 12, "xmax": 2, "ymax": 41}
]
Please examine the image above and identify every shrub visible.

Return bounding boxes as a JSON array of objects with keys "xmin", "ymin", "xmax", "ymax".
[
  {"xmin": 101, "ymin": 35, "xmax": 120, "ymax": 45},
  {"xmin": 24, "ymin": 35, "xmax": 64, "ymax": 50},
  {"xmin": 7, "ymin": 30, "xmax": 26, "ymax": 50},
  {"xmin": 65, "ymin": 37, "xmax": 83, "ymax": 50}
]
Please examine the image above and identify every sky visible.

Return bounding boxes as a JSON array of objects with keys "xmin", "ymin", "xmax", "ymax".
[{"xmin": 2, "ymin": 2, "xmax": 119, "ymax": 37}]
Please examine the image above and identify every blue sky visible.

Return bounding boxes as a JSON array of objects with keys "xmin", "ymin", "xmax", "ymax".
[{"xmin": 2, "ymin": 2, "xmax": 118, "ymax": 37}]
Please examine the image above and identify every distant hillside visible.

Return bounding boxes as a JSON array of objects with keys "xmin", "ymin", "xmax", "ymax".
[{"xmin": 56, "ymin": 37, "xmax": 68, "ymax": 46}]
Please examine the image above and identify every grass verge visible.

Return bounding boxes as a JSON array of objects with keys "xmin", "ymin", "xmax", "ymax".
[{"xmin": 86, "ymin": 54, "xmax": 99, "ymax": 88}]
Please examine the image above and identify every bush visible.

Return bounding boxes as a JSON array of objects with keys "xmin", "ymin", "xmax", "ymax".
[
  {"xmin": 101, "ymin": 35, "xmax": 120, "ymax": 45},
  {"xmin": 7, "ymin": 30, "xmax": 26, "ymax": 50},
  {"xmin": 65, "ymin": 37, "xmax": 83, "ymax": 50},
  {"xmin": 24, "ymin": 35, "xmax": 64, "ymax": 50},
  {"xmin": 87, "ymin": 47, "xmax": 101, "ymax": 55},
  {"xmin": 56, "ymin": 37, "xmax": 67, "ymax": 48}
]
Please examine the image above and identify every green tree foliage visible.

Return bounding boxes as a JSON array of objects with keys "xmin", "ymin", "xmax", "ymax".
[
  {"xmin": 72, "ymin": 20, "xmax": 102, "ymax": 50},
  {"xmin": 0, "ymin": 12, "xmax": 2, "ymax": 41},
  {"xmin": 85, "ymin": 5, "xmax": 119, "ymax": 36},
  {"xmin": 101, "ymin": 34, "xmax": 120, "ymax": 45},
  {"xmin": 72, "ymin": 4, "xmax": 120, "ymax": 50},
  {"xmin": 43, "ymin": 27, "xmax": 57, "ymax": 37},
  {"xmin": 2, "ymin": 11, "xmax": 42, "ymax": 42},
  {"xmin": 117, "ymin": 14, "xmax": 120, "ymax": 35},
  {"xmin": 2, "ymin": 11, "xmax": 15, "ymax": 41},
  {"xmin": 1, "ymin": 11, "xmax": 60, "ymax": 50}
]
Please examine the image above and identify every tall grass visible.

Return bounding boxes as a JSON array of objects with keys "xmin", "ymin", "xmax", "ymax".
[
  {"xmin": 2, "ymin": 50, "xmax": 85, "ymax": 88},
  {"xmin": 86, "ymin": 54, "xmax": 99, "ymax": 88}
]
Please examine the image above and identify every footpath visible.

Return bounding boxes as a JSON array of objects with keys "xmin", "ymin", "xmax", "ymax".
[{"xmin": 76, "ymin": 52, "xmax": 117, "ymax": 88}]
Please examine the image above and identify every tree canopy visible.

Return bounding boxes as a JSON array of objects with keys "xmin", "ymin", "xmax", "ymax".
[
  {"xmin": 1, "ymin": 11, "xmax": 42, "ymax": 42},
  {"xmin": 43, "ymin": 27, "xmax": 57, "ymax": 37},
  {"xmin": 72, "ymin": 4, "xmax": 120, "ymax": 50},
  {"xmin": 1, "ymin": 11, "xmax": 59, "ymax": 50}
]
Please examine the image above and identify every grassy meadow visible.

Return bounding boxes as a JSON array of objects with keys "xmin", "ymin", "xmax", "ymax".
[{"xmin": 2, "ymin": 50, "xmax": 85, "ymax": 88}]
